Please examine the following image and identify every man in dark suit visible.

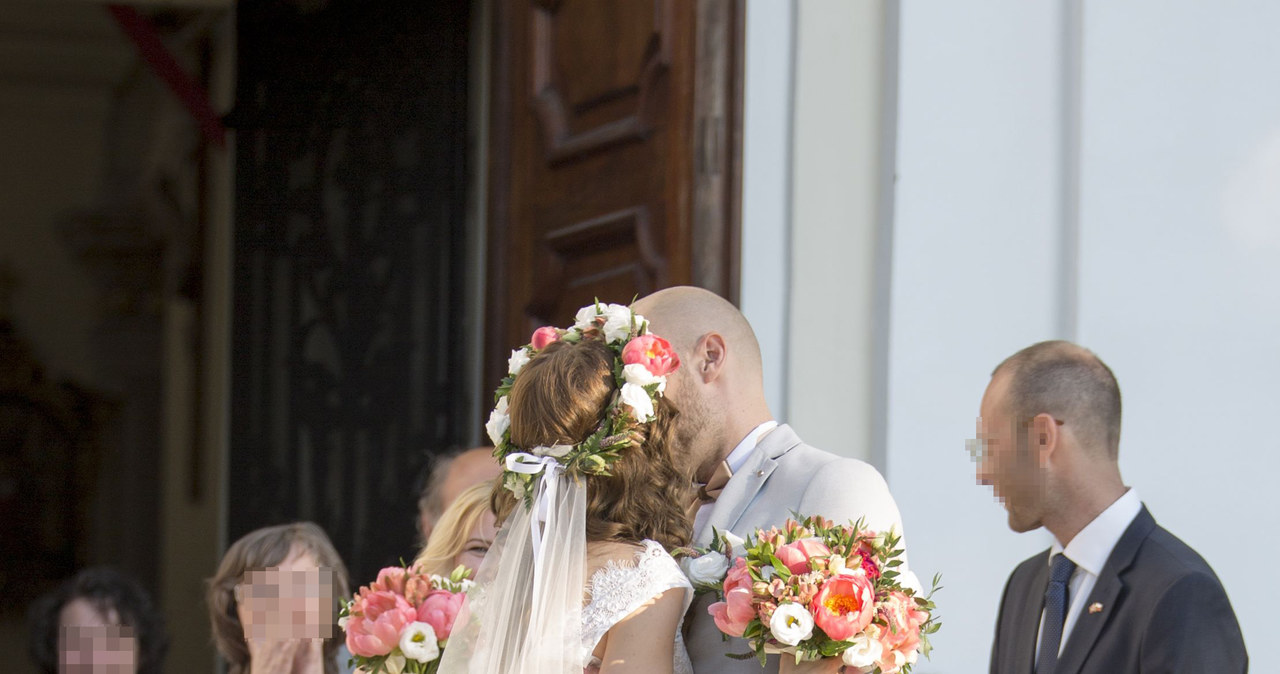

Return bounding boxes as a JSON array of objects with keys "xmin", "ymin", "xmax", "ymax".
[{"xmin": 975, "ymin": 341, "xmax": 1246, "ymax": 673}]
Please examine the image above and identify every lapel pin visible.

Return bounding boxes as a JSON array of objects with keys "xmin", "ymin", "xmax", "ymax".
[
  {"xmin": 1088, "ymin": 602, "xmax": 1104, "ymax": 614},
  {"xmin": 756, "ymin": 470, "xmax": 765, "ymax": 477}
]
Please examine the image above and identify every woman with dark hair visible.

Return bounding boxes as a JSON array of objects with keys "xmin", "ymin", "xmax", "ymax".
[
  {"xmin": 207, "ymin": 521, "xmax": 351, "ymax": 674},
  {"xmin": 27, "ymin": 566, "xmax": 169, "ymax": 674},
  {"xmin": 439, "ymin": 303, "xmax": 694, "ymax": 674}
]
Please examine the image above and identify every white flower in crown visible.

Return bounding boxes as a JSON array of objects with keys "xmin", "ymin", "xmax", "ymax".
[
  {"xmin": 486, "ymin": 396, "xmax": 510, "ymax": 446},
  {"xmin": 769, "ymin": 602, "xmax": 815, "ymax": 647},
  {"xmin": 574, "ymin": 303, "xmax": 641, "ymax": 343},
  {"xmin": 619, "ymin": 382, "xmax": 655, "ymax": 422},
  {"xmin": 622, "ymin": 363, "xmax": 667, "ymax": 393},
  {"xmin": 399, "ymin": 621, "xmax": 441, "ymax": 663},
  {"xmin": 508, "ymin": 347, "xmax": 531, "ymax": 375}
]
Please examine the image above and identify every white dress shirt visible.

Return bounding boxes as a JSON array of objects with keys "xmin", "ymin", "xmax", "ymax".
[
  {"xmin": 1035, "ymin": 488, "xmax": 1142, "ymax": 659},
  {"xmin": 692, "ymin": 420, "xmax": 779, "ymax": 533}
]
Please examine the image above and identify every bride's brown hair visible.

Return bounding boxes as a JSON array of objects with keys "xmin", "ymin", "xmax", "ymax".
[{"xmin": 492, "ymin": 338, "xmax": 692, "ymax": 549}]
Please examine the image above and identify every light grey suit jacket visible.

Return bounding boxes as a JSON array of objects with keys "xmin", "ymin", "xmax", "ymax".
[{"xmin": 686, "ymin": 424, "xmax": 908, "ymax": 674}]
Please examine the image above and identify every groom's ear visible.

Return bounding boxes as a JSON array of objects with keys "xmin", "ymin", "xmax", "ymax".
[{"xmin": 697, "ymin": 332, "xmax": 727, "ymax": 383}]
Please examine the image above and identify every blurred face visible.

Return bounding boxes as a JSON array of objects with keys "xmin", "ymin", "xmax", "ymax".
[
  {"xmin": 974, "ymin": 375, "xmax": 1046, "ymax": 533},
  {"xmin": 58, "ymin": 598, "xmax": 139, "ymax": 674},
  {"xmin": 453, "ymin": 511, "xmax": 497, "ymax": 571},
  {"xmin": 236, "ymin": 546, "xmax": 335, "ymax": 642},
  {"xmin": 663, "ymin": 345, "xmax": 722, "ymax": 481}
]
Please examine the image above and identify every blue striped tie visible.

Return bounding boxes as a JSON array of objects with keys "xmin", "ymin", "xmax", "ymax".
[{"xmin": 1036, "ymin": 553, "xmax": 1077, "ymax": 673}]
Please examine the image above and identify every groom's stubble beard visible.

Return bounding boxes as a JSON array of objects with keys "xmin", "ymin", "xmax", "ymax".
[{"xmin": 669, "ymin": 367, "xmax": 723, "ymax": 482}]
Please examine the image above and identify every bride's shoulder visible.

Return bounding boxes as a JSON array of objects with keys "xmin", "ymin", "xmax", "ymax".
[{"xmin": 584, "ymin": 540, "xmax": 687, "ymax": 601}]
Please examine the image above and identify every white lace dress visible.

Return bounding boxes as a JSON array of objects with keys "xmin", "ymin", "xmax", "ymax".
[{"xmin": 581, "ymin": 539, "xmax": 694, "ymax": 674}]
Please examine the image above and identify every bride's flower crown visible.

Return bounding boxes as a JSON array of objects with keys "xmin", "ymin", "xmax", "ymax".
[{"xmin": 486, "ymin": 301, "xmax": 680, "ymax": 503}]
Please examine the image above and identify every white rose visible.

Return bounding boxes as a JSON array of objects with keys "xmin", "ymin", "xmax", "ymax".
[
  {"xmin": 720, "ymin": 531, "xmax": 747, "ymax": 560},
  {"xmin": 399, "ymin": 621, "xmax": 441, "ymax": 663},
  {"xmin": 600, "ymin": 304, "xmax": 637, "ymax": 342},
  {"xmin": 619, "ymin": 382, "xmax": 655, "ymax": 421},
  {"xmin": 532, "ymin": 444, "xmax": 573, "ymax": 458},
  {"xmin": 508, "ymin": 348, "xmax": 531, "ymax": 375},
  {"xmin": 681, "ymin": 551, "xmax": 729, "ymax": 585},
  {"xmin": 622, "ymin": 363, "xmax": 667, "ymax": 393},
  {"xmin": 574, "ymin": 304, "xmax": 602, "ymax": 330},
  {"xmin": 768, "ymin": 602, "xmax": 814, "ymax": 646},
  {"xmin": 841, "ymin": 631, "xmax": 884, "ymax": 670},
  {"xmin": 485, "ymin": 397, "xmax": 509, "ymax": 445}
]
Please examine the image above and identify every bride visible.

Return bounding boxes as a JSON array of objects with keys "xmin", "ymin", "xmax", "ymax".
[{"xmin": 438, "ymin": 304, "xmax": 694, "ymax": 674}]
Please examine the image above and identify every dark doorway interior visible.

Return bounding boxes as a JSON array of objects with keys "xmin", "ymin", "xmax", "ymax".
[{"xmin": 229, "ymin": 0, "xmax": 471, "ymax": 586}]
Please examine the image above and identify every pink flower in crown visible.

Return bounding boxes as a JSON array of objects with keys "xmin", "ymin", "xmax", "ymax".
[
  {"xmin": 416, "ymin": 589, "xmax": 465, "ymax": 640},
  {"xmin": 621, "ymin": 334, "xmax": 680, "ymax": 377},
  {"xmin": 809, "ymin": 570, "xmax": 876, "ymax": 642},
  {"xmin": 369, "ymin": 567, "xmax": 408, "ymax": 596},
  {"xmin": 345, "ymin": 590, "xmax": 417, "ymax": 657},
  {"xmin": 775, "ymin": 538, "xmax": 831, "ymax": 575},
  {"xmin": 708, "ymin": 558, "xmax": 754, "ymax": 637},
  {"xmin": 530, "ymin": 326, "xmax": 561, "ymax": 350}
]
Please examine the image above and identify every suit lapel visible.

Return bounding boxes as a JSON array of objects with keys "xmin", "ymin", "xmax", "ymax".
[
  {"xmin": 694, "ymin": 424, "xmax": 799, "ymax": 545},
  {"xmin": 1054, "ymin": 507, "xmax": 1156, "ymax": 674},
  {"xmin": 1011, "ymin": 559, "xmax": 1049, "ymax": 673}
]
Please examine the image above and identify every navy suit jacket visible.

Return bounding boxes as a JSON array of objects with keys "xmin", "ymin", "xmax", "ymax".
[{"xmin": 990, "ymin": 506, "xmax": 1247, "ymax": 673}]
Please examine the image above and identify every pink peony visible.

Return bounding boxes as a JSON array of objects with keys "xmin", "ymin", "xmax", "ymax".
[
  {"xmin": 345, "ymin": 591, "xmax": 417, "ymax": 657},
  {"xmin": 809, "ymin": 571, "xmax": 876, "ymax": 641},
  {"xmin": 530, "ymin": 326, "xmax": 561, "ymax": 350},
  {"xmin": 708, "ymin": 558, "xmax": 755, "ymax": 637},
  {"xmin": 620, "ymin": 334, "xmax": 680, "ymax": 377},
  {"xmin": 369, "ymin": 567, "xmax": 408, "ymax": 595},
  {"xmin": 878, "ymin": 591, "xmax": 928, "ymax": 654},
  {"xmin": 416, "ymin": 590, "xmax": 465, "ymax": 640},
  {"xmin": 775, "ymin": 538, "xmax": 831, "ymax": 575}
]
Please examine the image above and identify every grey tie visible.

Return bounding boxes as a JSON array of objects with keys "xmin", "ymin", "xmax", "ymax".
[{"xmin": 1036, "ymin": 553, "xmax": 1078, "ymax": 673}]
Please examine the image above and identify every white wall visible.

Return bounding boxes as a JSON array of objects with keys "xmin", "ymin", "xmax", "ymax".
[
  {"xmin": 890, "ymin": 2, "xmax": 1065, "ymax": 670},
  {"xmin": 1076, "ymin": 0, "xmax": 1276, "ymax": 658}
]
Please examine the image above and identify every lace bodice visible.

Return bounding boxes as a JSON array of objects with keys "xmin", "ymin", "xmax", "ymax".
[{"xmin": 581, "ymin": 540, "xmax": 693, "ymax": 674}]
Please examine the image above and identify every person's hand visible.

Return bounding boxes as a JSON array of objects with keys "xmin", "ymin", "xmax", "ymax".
[{"xmin": 779, "ymin": 656, "xmax": 847, "ymax": 674}]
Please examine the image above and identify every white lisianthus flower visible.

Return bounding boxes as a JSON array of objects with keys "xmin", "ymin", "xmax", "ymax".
[
  {"xmin": 681, "ymin": 551, "xmax": 729, "ymax": 585},
  {"xmin": 841, "ymin": 631, "xmax": 884, "ymax": 670},
  {"xmin": 399, "ymin": 621, "xmax": 441, "ymax": 663},
  {"xmin": 485, "ymin": 397, "xmax": 509, "ymax": 445},
  {"xmin": 508, "ymin": 348, "xmax": 531, "ymax": 375},
  {"xmin": 622, "ymin": 363, "xmax": 667, "ymax": 393},
  {"xmin": 619, "ymin": 382, "xmax": 655, "ymax": 421},
  {"xmin": 574, "ymin": 304, "xmax": 603, "ymax": 330},
  {"xmin": 769, "ymin": 602, "xmax": 814, "ymax": 646},
  {"xmin": 721, "ymin": 531, "xmax": 747, "ymax": 560},
  {"xmin": 532, "ymin": 444, "xmax": 573, "ymax": 458},
  {"xmin": 459, "ymin": 578, "xmax": 476, "ymax": 593}
]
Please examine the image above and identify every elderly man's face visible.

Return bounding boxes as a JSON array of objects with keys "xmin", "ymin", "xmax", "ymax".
[{"xmin": 58, "ymin": 598, "xmax": 139, "ymax": 673}]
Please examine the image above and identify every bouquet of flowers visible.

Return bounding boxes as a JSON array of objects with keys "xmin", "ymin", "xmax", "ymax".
[
  {"xmin": 340, "ymin": 564, "xmax": 473, "ymax": 674},
  {"xmin": 680, "ymin": 516, "xmax": 940, "ymax": 673}
]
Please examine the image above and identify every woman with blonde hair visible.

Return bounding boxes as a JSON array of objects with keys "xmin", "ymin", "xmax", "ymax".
[
  {"xmin": 413, "ymin": 479, "xmax": 496, "ymax": 577},
  {"xmin": 439, "ymin": 303, "xmax": 694, "ymax": 674},
  {"xmin": 207, "ymin": 522, "xmax": 350, "ymax": 674}
]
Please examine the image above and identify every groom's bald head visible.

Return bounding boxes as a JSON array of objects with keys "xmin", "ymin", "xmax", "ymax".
[{"xmin": 632, "ymin": 286, "xmax": 771, "ymax": 479}]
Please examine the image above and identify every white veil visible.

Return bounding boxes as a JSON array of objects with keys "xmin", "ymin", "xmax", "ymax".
[{"xmin": 437, "ymin": 454, "xmax": 587, "ymax": 674}]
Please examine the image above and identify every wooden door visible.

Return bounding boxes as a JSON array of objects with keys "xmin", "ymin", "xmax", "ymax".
[{"xmin": 485, "ymin": 0, "xmax": 742, "ymax": 388}]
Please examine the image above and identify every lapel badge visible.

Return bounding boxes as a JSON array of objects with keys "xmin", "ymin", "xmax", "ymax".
[{"xmin": 1088, "ymin": 602, "xmax": 1104, "ymax": 614}]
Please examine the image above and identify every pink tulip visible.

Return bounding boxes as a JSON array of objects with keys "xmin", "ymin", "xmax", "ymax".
[
  {"xmin": 621, "ymin": 334, "xmax": 680, "ymax": 376},
  {"xmin": 344, "ymin": 591, "xmax": 417, "ymax": 657},
  {"xmin": 809, "ymin": 571, "xmax": 875, "ymax": 641},
  {"xmin": 530, "ymin": 326, "xmax": 561, "ymax": 350},
  {"xmin": 416, "ymin": 590, "xmax": 465, "ymax": 640},
  {"xmin": 775, "ymin": 538, "xmax": 831, "ymax": 575}
]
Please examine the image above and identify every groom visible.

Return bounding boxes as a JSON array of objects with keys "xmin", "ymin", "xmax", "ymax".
[
  {"xmin": 632, "ymin": 287, "xmax": 909, "ymax": 674},
  {"xmin": 979, "ymin": 341, "xmax": 1246, "ymax": 673}
]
